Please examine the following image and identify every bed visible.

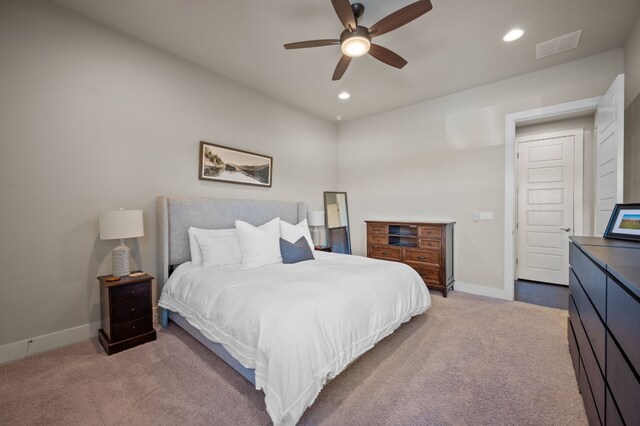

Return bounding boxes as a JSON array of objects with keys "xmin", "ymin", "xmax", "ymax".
[{"xmin": 156, "ymin": 196, "xmax": 431, "ymax": 425}]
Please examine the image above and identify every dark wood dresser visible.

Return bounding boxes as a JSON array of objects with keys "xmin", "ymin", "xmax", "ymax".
[
  {"xmin": 98, "ymin": 274, "xmax": 156, "ymax": 355},
  {"xmin": 366, "ymin": 221, "xmax": 455, "ymax": 297},
  {"xmin": 568, "ymin": 237, "xmax": 640, "ymax": 425}
]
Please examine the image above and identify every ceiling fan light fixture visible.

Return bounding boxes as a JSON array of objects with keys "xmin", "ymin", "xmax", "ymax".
[{"xmin": 341, "ymin": 35, "xmax": 371, "ymax": 57}]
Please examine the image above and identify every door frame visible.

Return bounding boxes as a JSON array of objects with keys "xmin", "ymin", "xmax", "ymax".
[
  {"xmin": 503, "ymin": 96, "xmax": 601, "ymax": 300},
  {"xmin": 515, "ymin": 128, "xmax": 585, "ymax": 284}
]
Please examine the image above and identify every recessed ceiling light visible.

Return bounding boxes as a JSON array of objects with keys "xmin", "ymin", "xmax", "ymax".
[
  {"xmin": 338, "ymin": 92, "xmax": 351, "ymax": 100},
  {"xmin": 336, "ymin": 115, "xmax": 343, "ymax": 121},
  {"xmin": 503, "ymin": 29, "xmax": 524, "ymax": 42}
]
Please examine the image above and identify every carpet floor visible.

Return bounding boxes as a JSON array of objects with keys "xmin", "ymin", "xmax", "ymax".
[{"xmin": 0, "ymin": 292, "xmax": 587, "ymax": 425}]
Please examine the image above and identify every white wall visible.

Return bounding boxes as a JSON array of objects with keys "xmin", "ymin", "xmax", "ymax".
[
  {"xmin": 625, "ymin": 17, "xmax": 640, "ymax": 107},
  {"xmin": 0, "ymin": 0, "xmax": 337, "ymax": 351},
  {"xmin": 624, "ymin": 16, "xmax": 640, "ymax": 202},
  {"xmin": 337, "ymin": 49, "xmax": 623, "ymax": 294},
  {"xmin": 516, "ymin": 115, "xmax": 596, "ymax": 234}
]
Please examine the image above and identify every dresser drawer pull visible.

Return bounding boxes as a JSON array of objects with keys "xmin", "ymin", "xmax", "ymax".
[
  {"xmin": 426, "ymin": 242, "xmax": 432, "ymax": 246},
  {"xmin": 382, "ymin": 251, "xmax": 389, "ymax": 255},
  {"xmin": 131, "ymin": 308, "xmax": 135, "ymax": 312},
  {"xmin": 132, "ymin": 325, "xmax": 136, "ymax": 329},
  {"xmin": 129, "ymin": 290, "xmax": 135, "ymax": 295},
  {"xmin": 417, "ymin": 256, "xmax": 426, "ymax": 260}
]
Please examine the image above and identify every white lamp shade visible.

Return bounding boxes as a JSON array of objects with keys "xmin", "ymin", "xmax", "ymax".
[
  {"xmin": 307, "ymin": 210, "xmax": 325, "ymax": 227},
  {"xmin": 99, "ymin": 209, "xmax": 144, "ymax": 240}
]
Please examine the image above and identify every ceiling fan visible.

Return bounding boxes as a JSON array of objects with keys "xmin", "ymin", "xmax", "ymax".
[{"xmin": 284, "ymin": 0, "xmax": 433, "ymax": 81}]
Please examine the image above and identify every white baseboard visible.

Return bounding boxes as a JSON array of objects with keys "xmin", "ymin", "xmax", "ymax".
[
  {"xmin": 0, "ymin": 320, "xmax": 101, "ymax": 366},
  {"xmin": 455, "ymin": 281, "xmax": 512, "ymax": 301}
]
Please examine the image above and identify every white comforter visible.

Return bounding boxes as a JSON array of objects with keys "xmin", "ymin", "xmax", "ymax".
[{"xmin": 158, "ymin": 252, "xmax": 431, "ymax": 425}]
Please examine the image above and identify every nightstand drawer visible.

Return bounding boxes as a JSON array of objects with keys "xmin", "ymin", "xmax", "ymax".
[
  {"xmin": 370, "ymin": 245, "xmax": 402, "ymax": 261},
  {"xmin": 111, "ymin": 298, "xmax": 151, "ymax": 324},
  {"xmin": 111, "ymin": 281, "xmax": 150, "ymax": 304},
  {"xmin": 112, "ymin": 316, "xmax": 152, "ymax": 341},
  {"xmin": 404, "ymin": 249, "xmax": 440, "ymax": 265}
]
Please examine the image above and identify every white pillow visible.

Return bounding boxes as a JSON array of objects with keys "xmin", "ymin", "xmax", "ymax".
[
  {"xmin": 188, "ymin": 227, "xmax": 239, "ymax": 266},
  {"xmin": 193, "ymin": 229, "xmax": 242, "ymax": 267},
  {"xmin": 235, "ymin": 218, "xmax": 282, "ymax": 269},
  {"xmin": 280, "ymin": 219, "xmax": 314, "ymax": 251}
]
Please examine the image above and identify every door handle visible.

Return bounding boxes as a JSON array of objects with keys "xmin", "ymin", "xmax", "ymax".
[{"xmin": 559, "ymin": 227, "xmax": 572, "ymax": 232}]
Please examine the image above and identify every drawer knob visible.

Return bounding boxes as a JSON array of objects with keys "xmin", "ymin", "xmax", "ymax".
[
  {"xmin": 427, "ymin": 230, "xmax": 431, "ymax": 234},
  {"xmin": 129, "ymin": 290, "xmax": 135, "ymax": 295},
  {"xmin": 382, "ymin": 251, "xmax": 389, "ymax": 255},
  {"xmin": 131, "ymin": 308, "xmax": 135, "ymax": 312},
  {"xmin": 132, "ymin": 325, "xmax": 136, "ymax": 329},
  {"xmin": 427, "ymin": 242, "xmax": 432, "ymax": 246},
  {"xmin": 418, "ymin": 256, "xmax": 425, "ymax": 260}
]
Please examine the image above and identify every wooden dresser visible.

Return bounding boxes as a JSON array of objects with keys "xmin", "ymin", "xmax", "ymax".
[
  {"xmin": 568, "ymin": 237, "xmax": 640, "ymax": 425},
  {"xmin": 366, "ymin": 221, "xmax": 455, "ymax": 297}
]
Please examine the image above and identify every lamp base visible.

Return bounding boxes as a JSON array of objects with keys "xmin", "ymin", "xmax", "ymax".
[{"xmin": 112, "ymin": 240, "xmax": 131, "ymax": 277}]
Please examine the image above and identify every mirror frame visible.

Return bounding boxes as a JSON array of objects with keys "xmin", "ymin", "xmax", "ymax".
[{"xmin": 323, "ymin": 191, "xmax": 351, "ymax": 254}]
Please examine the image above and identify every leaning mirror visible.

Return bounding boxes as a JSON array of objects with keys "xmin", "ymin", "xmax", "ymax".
[{"xmin": 323, "ymin": 191, "xmax": 351, "ymax": 254}]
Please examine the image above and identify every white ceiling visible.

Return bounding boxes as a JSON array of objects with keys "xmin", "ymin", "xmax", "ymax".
[{"xmin": 51, "ymin": 0, "xmax": 640, "ymax": 122}]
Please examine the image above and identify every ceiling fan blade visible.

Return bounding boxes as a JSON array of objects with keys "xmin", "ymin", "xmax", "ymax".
[
  {"xmin": 284, "ymin": 39, "xmax": 340, "ymax": 49},
  {"xmin": 331, "ymin": 0, "xmax": 356, "ymax": 31},
  {"xmin": 368, "ymin": 44, "xmax": 407, "ymax": 69},
  {"xmin": 369, "ymin": 0, "xmax": 433, "ymax": 38},
  {"xmin": 332, "ymin": 55, "xmax": 352, "ymax": 80}
]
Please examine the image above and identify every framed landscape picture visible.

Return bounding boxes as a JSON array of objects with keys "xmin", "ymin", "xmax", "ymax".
[
  {"xmin": 198, "ymin": 141, "xmax": 272, "ymax": 187},
  {"xmin": 603, "ymin": 203, "xmax": 640, "ymax": 242}
]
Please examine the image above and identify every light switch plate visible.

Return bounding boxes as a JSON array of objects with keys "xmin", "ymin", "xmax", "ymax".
[{"xmin": 479, "ymin": 211, "xmax": 494, "ymax": 221}]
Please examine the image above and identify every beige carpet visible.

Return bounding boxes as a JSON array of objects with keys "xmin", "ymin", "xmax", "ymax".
[{"xmin": 0, "ymin": 292, "xmax": 587, "ymax": 425}]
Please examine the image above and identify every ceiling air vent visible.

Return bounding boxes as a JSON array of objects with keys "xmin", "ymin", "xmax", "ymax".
[{"xmin": 536, "ymin": 30, "xmax": 582, "ymax": 59}]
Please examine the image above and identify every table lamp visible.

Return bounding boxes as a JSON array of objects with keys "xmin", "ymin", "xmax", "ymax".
[
  {"xmin": 99, "ymin": 209, "xmax": 144, "ymax": 277},
  {"xmin": 307, "ymin": 210, "xmax": 325, "ymax": 246}
]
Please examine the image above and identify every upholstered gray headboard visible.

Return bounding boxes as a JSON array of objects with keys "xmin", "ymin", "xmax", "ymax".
[{"xmin": 157, "ymin": 196, "xmax": 307, "ymax": 289}]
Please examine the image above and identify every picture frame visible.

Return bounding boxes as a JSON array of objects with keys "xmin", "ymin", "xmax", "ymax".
[
  {"xmin": 198, "ymin": 141, "xmax": 273, "ymax": 187},
  {"xmin": 603, "ymin": 203, "xmax": 640, "ymax": 242}
]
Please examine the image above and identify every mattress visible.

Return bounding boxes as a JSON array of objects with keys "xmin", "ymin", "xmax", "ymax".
[{"xmin": 158, "ymin": 251, "xmax": 431, "ymax": 425}]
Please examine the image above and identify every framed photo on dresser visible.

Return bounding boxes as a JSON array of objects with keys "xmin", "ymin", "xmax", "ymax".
[
  {"xmin": 198, "ymin": 141, "xmax": 272, "ymax": 187},
  {"xmin": 603, "ymin": 203, "xmax": 640, "ymax": 241}
]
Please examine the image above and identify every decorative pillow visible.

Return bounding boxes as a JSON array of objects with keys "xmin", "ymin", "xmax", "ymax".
[
  {"xmin": 280, "ymin": 219, "xmax": 314, "ymax": 251},
  {"xmin": 194, "ymin": 229, "xmax": 242, "ymax": 267},
  {"xmin": 188, "ymin": 227, "xmax": 240, "ymax": 266},
  {"xmin": 235, "ymin": 218, "xmax": 282, "ymax": 269},
  {"xmin": 280, "ymin": 237, "xmax": 315, "ymax": 264}
]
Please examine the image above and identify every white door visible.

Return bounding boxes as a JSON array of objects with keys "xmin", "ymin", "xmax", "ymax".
[
  {"xmin": 595, "ymin": 74, "xmax": 625, "ymax": 236},
  {"xmin": 517, "ymin": 130, "xmax": 583, "ymax": 285}
]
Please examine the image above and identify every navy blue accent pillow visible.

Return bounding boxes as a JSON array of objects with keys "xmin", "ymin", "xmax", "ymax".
[{"xmin": 279, "ymin": 237, "xmax": 315, "ymax": 264}]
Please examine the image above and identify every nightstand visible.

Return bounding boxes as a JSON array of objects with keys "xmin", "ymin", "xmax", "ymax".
[
  {"xmin": 98, "ymin": 273, "xmax": 156, "ymax": 355},
  {"xmin": 314, "ymin": 245, "xmax": 333, "ymax": 252}
]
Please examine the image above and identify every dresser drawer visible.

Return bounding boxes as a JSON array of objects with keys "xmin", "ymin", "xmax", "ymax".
[
  {"xmin": 404, "ymin": 249, "xmax": 440, "ymax": 265},
  {"xmin": 607, "ymin": 333, "xmax": 640, "ymax": 425},
  {"xmin": 567, "ymin": 318, "xmax": 580, "ymax": 383},
  {"xmin": 569, "ymin": 269, "xmax": 605, "ymax": 370},
  {"xmin": 607, "ymin": 277, "xmax": 640, "ymax": 372},
  {"xmin": 368, "ymin": 235, "xmax": 388, "ymax": 245},
  {"xmin": 112, "ymin": 316, "xmax": 153, "ymax": 342},
  {"xmin": 570, "ymin": 295, "xmax": 605, "ymax": 423},
  {"xmin": 418, "ymin": 239, "xmax": 441, "ymax": 250},
  {"xmin": 370, "ymin": 245, "xmax": 402, "ymax": 261},
  {"xmin": 579, "ymin": 359, "xmax": 601, "ymax": 426},
  {"xmin": 406, "ymin": 262, "xmax": 440, "ymax": 283},
  {"xmin": 606, "ymin": 389, "xmax": 624, "ymax": 426},
  {"xmin": 368, "ymin": 224, "xmax": 386, "ymax": 234},
  {"xmin": 111, "ymin": 297, "xmax": 151, "ymax": 325},
  {"xmin": 569, "ymin": 243, "xmax": 606, "ymax": 318},
  {"xmin": 418, "ymin": 226, "xmax": 441, "ymax": 239},
  {"xmin": 111, "ymin": 281, "xmax": 150, "ymax": 304}
]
